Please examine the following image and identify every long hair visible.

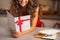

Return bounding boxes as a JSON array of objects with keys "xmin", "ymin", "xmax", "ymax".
[{"xmin": 10, "ymin": 0, "xmax": 39, "ymax": 18}]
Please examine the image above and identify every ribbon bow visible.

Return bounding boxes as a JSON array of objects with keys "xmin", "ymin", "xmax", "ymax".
[{"xmin": 15, "ymin": 16, "xmax": 30, "ymax": 32}]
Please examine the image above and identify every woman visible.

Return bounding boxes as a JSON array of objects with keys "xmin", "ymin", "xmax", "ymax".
[{"xmin": 10, "ymin": 0, "xmax": 39, "ymax": 38}]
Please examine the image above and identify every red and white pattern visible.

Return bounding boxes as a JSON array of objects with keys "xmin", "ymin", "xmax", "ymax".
[{"xmin": 14, "ymin": 15, "xmax": 30, "ymax": 32}]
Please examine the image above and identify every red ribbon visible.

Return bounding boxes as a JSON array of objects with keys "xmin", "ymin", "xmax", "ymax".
[{"xmin": 15, "ymin": 16, "xmax": 30, "ymax": 32}]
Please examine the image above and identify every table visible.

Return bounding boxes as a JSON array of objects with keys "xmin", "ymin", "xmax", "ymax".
[{"xmin": 0, "ymin": 26, "xmax": 60, "ymax": 40}]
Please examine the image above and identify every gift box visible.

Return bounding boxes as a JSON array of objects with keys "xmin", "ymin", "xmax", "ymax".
[{"xmin": 7, "ymin": 11, "xmax": 30, "ymax": 32}]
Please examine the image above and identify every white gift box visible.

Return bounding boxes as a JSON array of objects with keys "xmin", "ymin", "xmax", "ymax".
[{"xmin": 7, "ymin": 11, "xmax": 30, "ymax": 32}]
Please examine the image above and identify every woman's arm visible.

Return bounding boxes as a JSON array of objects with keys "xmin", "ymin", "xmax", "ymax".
[{"xmin": 21, "ymin": 6, "xmax": 39, "ymax": 35}]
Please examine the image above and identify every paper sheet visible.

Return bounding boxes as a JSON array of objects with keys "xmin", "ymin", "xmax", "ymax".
[{"xmin": 39, "ymin": 29, "xmax": 60, "ymax": 39}]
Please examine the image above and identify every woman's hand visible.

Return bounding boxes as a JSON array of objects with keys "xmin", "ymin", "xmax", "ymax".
[{"xmin": 11, "ymin": 30, "xmax": 22, "ymax": 38}]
